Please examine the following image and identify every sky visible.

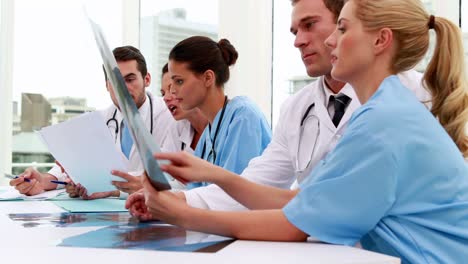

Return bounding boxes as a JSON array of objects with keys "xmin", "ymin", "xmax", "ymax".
[{"xmin": 11, "ymin": 0, "xmax": 468, "ymax": 115}]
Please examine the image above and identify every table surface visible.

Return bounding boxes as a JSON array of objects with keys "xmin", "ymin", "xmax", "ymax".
[{"xmin": 0, "ymin": 189, "xmax": 400, "ymax": 264}]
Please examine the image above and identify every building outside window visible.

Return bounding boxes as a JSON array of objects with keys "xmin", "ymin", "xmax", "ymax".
[{"xmin": 139, "ymin": 0, "xmax": 218, "ymax": 96}]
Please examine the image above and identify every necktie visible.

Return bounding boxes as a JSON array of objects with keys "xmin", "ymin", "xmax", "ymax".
[
  {"xmin": 121, "ymin": 121, "xmax": 134, "ymax": 159},
  {"xmin": 331, "ymin": 94, "xmax": 351, "ymax": 127}
]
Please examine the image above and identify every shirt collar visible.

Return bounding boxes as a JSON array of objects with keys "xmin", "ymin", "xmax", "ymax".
[
  {"xmin": 115, "ymin": 93, "xmax": 150, "ymax": 123},
  {"xmin": 179, "ymin": 119, "xmax": 195, "ymax": 145},
  {"xmin": 321, "ymin": 77, "xmax": 355, "ymax": 108},
  {"xmin": 321, "ymin": 78, "xmax": 336, "ymax": 109}
]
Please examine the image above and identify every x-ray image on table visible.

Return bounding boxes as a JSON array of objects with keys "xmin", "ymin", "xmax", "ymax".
[
  {"xmin": 59, "ymin": 224, "xmax": 234, "ymax": 253},
  {"xmin": 8, "ymin": 212, "xmax": 139, "ymax": 228}
]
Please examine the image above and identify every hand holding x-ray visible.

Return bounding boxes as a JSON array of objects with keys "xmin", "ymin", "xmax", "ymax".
[{"xmin": 86, "ymin": 14, "xmax": 171, "ymax": 191}]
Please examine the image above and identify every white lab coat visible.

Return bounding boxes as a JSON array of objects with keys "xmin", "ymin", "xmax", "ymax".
[
  {"xmin": 160, "ymin": 119, "xmax": 197, "ymax": 190},
  {"xmin": 161, "ymin": 119, "xmax": 196, "ymax": 154},
  {"xmin": 49, "ymin": 92, "xmax": 175, "ymax": 182},
  {"xmin": 184, "ymin": 70, "xmax": 430, "ymax": 211}
]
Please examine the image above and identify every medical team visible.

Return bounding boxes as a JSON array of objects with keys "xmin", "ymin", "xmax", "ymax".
[
  {"xmin": 139, "ymin": 0, "xmax": 467, "ymax": 263},
  {"xmin": 9, "ymin": 0, "xmax": 468, "ymax": 262}
]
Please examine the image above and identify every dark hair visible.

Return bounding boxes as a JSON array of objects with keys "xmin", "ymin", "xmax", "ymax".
[
  {"xmin": 162, "ymin": 62, "xmax": 169, "ymax": 78},
  {"xmin": 103, "ymin": 46, "xmax": 148, "ymax": 81},
  {"xmin": 291, "ymin": 0, "xmax": 345, "ymax": 21},
  {"xmin": 168, "ymin": 36, "xmax": 238, "ymax": 87}
]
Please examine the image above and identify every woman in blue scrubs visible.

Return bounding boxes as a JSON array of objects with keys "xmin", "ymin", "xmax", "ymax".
[
  {"xmin": 138, "ymin": 1, "xmax": 468, "ymax": 263},
  {"xmin": 167, "ymin": 36, "xmax": 271, "ymax": 188}
]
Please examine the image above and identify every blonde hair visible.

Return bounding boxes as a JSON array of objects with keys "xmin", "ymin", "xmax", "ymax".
[{"xmin": 351, "ymin": 0, "xmax": 468, "ymax": 157}]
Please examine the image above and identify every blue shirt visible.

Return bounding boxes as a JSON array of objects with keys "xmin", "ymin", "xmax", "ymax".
[
  {"xmin": 188, "ymin": 96, "xmax": 272, "ymax": 189},
  {"xmin": 283, "ymin": 76, "xmax": 468, "ymax": 264}
]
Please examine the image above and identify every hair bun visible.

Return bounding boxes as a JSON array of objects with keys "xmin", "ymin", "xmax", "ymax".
[{"xmin": 218, "ymin": 39, "xmax": 239, "ymax": 66}]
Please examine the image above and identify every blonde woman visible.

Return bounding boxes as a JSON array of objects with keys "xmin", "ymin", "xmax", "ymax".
[{"xmin": 136, "ymin": 0, "xmax": 468, "ymax": 263}]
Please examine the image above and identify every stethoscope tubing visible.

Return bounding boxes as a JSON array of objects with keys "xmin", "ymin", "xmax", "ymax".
[{"xmin": 105, "ymin": 93, "xmax": 154, "ymax": 141}]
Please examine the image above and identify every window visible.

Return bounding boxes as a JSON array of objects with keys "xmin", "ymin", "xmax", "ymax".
[
  {"xmin": 271, "ymin": 0, "xmax": 309, "ymax": 127},
  {"xmin": 271, "ymin": 0, "xmax": 466, "ymax": 128},
  {"xmin": 139, "ymin": 0, "xmax": 219, "ymax": 95},
  {"xmin": 10, "ymin": 0, "xmax": 124, "ymax": 174},
  {"xmin": 3, "ymin": 0, "xmax": 271, "ymax": 181},
  {"xmin": 139, "ymin": 0, "xmax": 273, "ymax": 122},
  {"xmin": 2, "ymin": 0, "xmax": 465, "ymax": 183}
]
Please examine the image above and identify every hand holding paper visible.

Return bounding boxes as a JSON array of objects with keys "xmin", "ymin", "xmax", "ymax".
[{"xmin": 38, "ymin": 111, "xmax": 129, "ymax": 194}]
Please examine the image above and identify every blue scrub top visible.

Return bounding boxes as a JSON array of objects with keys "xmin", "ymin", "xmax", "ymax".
[
  {"xmin": 188, "ymin": 96, "xmax": 272, "ymax": 189},
  {"xmin": 283, "ymin": 76, "xmax": 468, "ymax": 264}
]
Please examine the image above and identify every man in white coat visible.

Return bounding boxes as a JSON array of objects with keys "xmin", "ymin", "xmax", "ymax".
[
  {"xmin": 10, "ymin": 46, "xmax": 174, "ymax": 198},
  {"xmin": 126, "ymin": 0, "xmax": 430, "ymax": 214}
]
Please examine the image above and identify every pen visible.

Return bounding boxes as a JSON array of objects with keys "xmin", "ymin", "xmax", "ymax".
[
  {"xmin": 50, "ymin": 180, "xmax": 68, "ymax": 185},
  {"xmin": 4, "ymin": 173, "xmax": 31, "ymax": 182}
]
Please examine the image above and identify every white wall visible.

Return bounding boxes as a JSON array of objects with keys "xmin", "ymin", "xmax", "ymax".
[
  {"xmin": 218, "ymin": 0, "xmax": 273, "ymax": 123},
  {"xmin": 0, "ymin": 0, "xmax": 14, "ymax": 184}
]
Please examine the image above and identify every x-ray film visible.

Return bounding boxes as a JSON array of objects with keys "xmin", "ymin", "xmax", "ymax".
[{"xmin": 87, "ymin": 15, "xmax": 171, "ymax": 191}]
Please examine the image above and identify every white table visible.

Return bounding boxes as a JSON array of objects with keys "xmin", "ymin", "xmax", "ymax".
[{"xmin": 0, "ymin": 199, "xmax": 400, "ymax": 264}]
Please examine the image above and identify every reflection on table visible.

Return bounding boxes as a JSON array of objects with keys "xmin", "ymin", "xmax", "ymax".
[{"xmin": 60, "ymin": 223, "xmax": 234, "ymax": 253}]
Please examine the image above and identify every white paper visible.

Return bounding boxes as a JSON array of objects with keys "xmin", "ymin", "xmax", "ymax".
[
  {"xmin": 38, "ymin": 111, "xmax": 129, "ymax": 194},
  {"xmin": 0, "ymin": 188, "xmax": 65, "ymax": 201}
]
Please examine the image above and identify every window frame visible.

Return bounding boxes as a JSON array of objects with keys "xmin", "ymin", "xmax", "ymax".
[{"xmin": 0, "ymin": 0, "xmax": 14, "ymax": 184}]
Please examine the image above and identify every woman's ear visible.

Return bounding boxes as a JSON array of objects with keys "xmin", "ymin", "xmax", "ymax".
[
  {"xmin": 203, "ymin": 70, "xmax": 216, "ymax": 87},
  {"xmin": 374, "ymin": 27, "xmax": 393, "ymax": 55}
]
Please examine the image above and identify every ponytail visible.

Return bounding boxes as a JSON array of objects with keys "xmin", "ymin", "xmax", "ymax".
[
  {"xmin": 423, "ymin": 17, "xmax": 468, "ymax": 157},
  {"xmin": 352, "ymin": 0, "xmax": 468, "ymax": 157}
]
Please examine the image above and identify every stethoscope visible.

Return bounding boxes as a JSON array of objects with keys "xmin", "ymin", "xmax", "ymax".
[
  {"xmin": 300, "ymin": 103, "xmax": 315, "ymax": 126},
  {"xmin": 200, "ymin": 95, "xmax": 228, "ymax": 164},
  {"xmin": 296, "ymin": 102, "xmax": 320, "ymax": 174},
  {"xmin": 106, "ymin": 93, "xmax": 154, "ymax": 142}
]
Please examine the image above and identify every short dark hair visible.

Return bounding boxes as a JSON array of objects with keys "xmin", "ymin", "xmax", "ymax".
[
  {"xmin": 162, "ymin": 62, "xmax": 169, "ymax": 78},
  {"xmin": 291, "ymin": 0, "xmax": 345, "ymax": 21},
  {"xmin": 113, "ymin": 46, "xmax": 148, "ymax": 77},
  {"xmin": 168, "ymin": 36, "xmax": 238, "ymax": 87},
  {"xmin": 103, "ymin": 45, "xmax": 148, "ymax": 81}
]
